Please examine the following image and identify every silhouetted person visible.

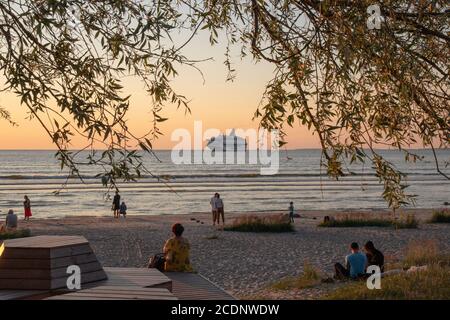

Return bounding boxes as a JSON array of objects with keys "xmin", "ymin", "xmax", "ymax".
[
  {"xmin": 364, "ymin": 241, "xmax": 384, "ymax": 272},
  {"xmin": 119, "ymin": 201, "xmax": 127, "ymax": 218},
  {"xmin": 112, "ymin": 191, "xmax": 120, "ymax": 218},
  {"xmin": 289, "ymin": 202, "xmax": 295, "ymax": 223}
]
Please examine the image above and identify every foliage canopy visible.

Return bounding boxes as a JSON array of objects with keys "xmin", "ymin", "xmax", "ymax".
[{"xmin": 0, "ymin": 0, "xmax": 448, "ymax": 208}]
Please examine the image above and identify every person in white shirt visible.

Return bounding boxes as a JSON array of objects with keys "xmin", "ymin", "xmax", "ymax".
[{"xmin": 210, "ymin": 193, "xmax": 219, "ymax": 226}]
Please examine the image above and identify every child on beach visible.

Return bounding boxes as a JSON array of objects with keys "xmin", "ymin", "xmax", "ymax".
[
  {"xmin": 119, "ymin": 201, "xmax": 127, "ymax": 218},
  {"xmin": 23, "ymin": 195, "xmax": 32, "ymax": 221},
  {"xmin": 289, "ymin": 202, "xmax": 295, "ymax": 223}
]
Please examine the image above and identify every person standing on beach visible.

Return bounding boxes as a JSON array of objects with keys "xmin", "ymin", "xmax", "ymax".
[
  {"xmin": 119, "ymin": 201, "xmax": 127, "ymax": 218},
  {"xmin": 289, "ymin": 202, "xmax": 295, "ymax": 223},
  {"xmin": 23, "ymin": 195, "xmax": 32, "ymax": 221},
  {"xmin": 112, "ymin": 191, "xmax": 121, "ymax": 218},
  {"xmin": 210, "ymin": 193, "xmax": 218, "ymax": 226},
  {"xmin": 215, "ymin": 193, "xmax": 225, "ymax": 226}
]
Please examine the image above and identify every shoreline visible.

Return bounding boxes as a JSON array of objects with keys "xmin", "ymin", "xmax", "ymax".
[{"xmin": 2, "ymin": 207, "xmax": 441, "ymax": 221}]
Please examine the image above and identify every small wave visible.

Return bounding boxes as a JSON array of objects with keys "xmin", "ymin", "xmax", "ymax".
[{"xmin": 0, "ymin": 171, "xmax": 447, "ymax": 181}]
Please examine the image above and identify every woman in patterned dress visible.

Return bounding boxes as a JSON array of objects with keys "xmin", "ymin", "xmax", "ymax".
[{"xmin": 163, "ymin": 223, "xmax": 193, "ymax": 272}]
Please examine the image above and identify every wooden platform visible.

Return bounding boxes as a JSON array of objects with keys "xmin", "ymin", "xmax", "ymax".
[
  {"xmin": 165, "ymin": 272, "xmax": 235, "ymax": 300},
  {"xmin": 46, "ymin": 286, "xmax": 176, "ymax": 300},
  {"xmin": 0, "ymin": 236, "xmax": 107, "ymax": 290},
  {"xmin": 88, "ymin": 267, "xmax": 172, "ymax": 291}
]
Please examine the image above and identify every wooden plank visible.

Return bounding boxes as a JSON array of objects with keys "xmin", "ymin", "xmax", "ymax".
[
  {"xmin": 0, "ymin": 244, "xmax": 93, "ymax": 259},
  {"xmin": 0, "ymin": 269, "xmax": 108, "ymax": 290},
  {"xmin": 0, "ymin": 290, "xmax": 49, "ymax": 300},
  {"xmin": 103, "ymin": 267, "xmax": 172, "ymax": 290},
  {"xmin": 49, "ymin": 269, "xmax": 108, "ymax": 289},
  {"xmin": 50, "ymin": 244, "xmax": 94, "ymax": 259},
  {"xmin": 46, "ymin": 287, "xmax": 177, "ymax": 300},
  {"xmin": 164, "ymin": 272, "xmax": 236, "ymax": 300},
  {"xmin": 0, "ymin": 252, "xmax": 98, "ymax": 269},
  {"xmin": 3, "ymin": 236, "xmax": 88, "ymax": 248},
  {"xmin": 0, "ymin": 247, "xmax": 50, "ymax": 259},
  {"xmin": 0, "ymin": 261, "xmax": 103, "ymax": 279}
]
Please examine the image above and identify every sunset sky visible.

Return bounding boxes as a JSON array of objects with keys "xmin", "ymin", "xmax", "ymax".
[{"xmin": 0, "ymin": 30, "xmax": 321, "ymax": 150}]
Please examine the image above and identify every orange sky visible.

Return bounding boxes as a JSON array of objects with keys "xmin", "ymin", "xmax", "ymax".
[{"xmin": 0, "ymin": 34, "xmax": 320, "ymax": 150}]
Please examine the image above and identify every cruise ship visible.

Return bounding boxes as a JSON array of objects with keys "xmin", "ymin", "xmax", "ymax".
[{"xmin": 206, "ymin": 129, "xmax": 248, "ymax": 152}]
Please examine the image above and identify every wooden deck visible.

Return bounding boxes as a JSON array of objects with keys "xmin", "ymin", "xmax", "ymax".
[
  {"xmin": 165, "ymin": 272, "xmax": 235, "ymax": 300},
  {"xmin": 46, "ymin": 286, "xmax": 176, "ymax": 300},
  {"xmin": 0, "ymin": 236, "xmax": 236, "ymax": 300}
]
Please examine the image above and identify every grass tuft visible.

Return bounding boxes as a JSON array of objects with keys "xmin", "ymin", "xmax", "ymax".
[
  {"xmin": 428, "ymin": 209, "xmax": 450, "ymax": 223},
  {"xmin": 224, "ymin": 214, "xmax": 294, "ymax": 233},
  {"xmin": 0, "ymin": 228, "xmax": 31, "ymax": 240},
  {"xmin": 403, "ymin": 240, "xmax": 450, "ymax": 268},
  {"xmin": 271, "ymin": 262, "xmax": 322, "ymax": 290},
  {"xmin": 318, "ymin": 212, "xmax": 418, "ymax": 229}
]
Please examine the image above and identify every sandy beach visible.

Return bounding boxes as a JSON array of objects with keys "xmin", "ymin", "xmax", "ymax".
[{"xmin": 17, "ymin": 208, "xmax": 450, "ymax": 299}]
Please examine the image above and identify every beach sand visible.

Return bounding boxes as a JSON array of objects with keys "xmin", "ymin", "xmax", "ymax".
[{"xmin": 18, "ymin": 208, "xmax": 450, "ymax": 299}]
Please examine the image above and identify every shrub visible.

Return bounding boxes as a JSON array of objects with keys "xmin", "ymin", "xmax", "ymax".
[
  {"xmin": 428, "ymin": 209, "xmax": 450, "ymax": 223},
  {"xmin": 224, "ymin": 214, "xmax": 294, "ymax": 233},
  {"xmin": 0, "ymin": 228, "xmax": 31, "ymax": 240},
  {"xmin": 393, "ymin": 214, "xmax": 419, "ymax": 229},
  {"xmin": 318, "ymin": 212, "xmax": 418, "ymax": 229}
]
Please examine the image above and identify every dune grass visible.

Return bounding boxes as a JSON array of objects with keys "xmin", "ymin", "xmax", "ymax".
[
  {"xmin": 0, "ymin": 228, "xmax": 31, "ymax": 240},
  {"xmin": 318, "ymin": 213, "xmax": 418, "ymax": 229},
  {"xmin": 224, "ymin": 214, "xmax": 294, "ymax": 233},
  {"xmin": 271, "ymin": 262, "xmax": 322, "ymax": 290},
  {"xmin": 327, "ymin": 240, "xmax": 450, "ymax": 300},
  {"xmin": 402, "ymin": 240, "xmax": 450, "ymax": 268},
  {"xmin": 428, "ymin": 209, "xmax": 450, "ymax": 223}
]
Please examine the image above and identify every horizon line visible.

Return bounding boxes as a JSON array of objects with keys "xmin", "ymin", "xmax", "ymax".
[{"xmin": 0, "ymin": 147, "xmax": 447, "ymax": 151}]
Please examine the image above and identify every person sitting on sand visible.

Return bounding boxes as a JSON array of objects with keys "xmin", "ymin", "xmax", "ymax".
[
  {"xmin": 289, "ymin": 202, "xmax": 295, "ymax": 223},
  {"xmin": 6, "ymin": 209, "xmax": 18, "ymax": 230},
  {"xmin": 1, "ymin": 209, "xmax": 18, "ymax": 232},
  {"xmin": 119, "ymin": 201, "xmax": 127, "ymax": 218},
  {"xmin": 334, "ymin": 242, "xmax": 368, "ymax": 280},
  {"xmin": 364, "ymin": 241, "xmax": 384, "ymax": 272},
  {"xmin": 163, "ymin": 223, "xmax": 193, "ymax": 272}
]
